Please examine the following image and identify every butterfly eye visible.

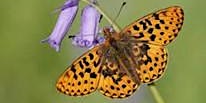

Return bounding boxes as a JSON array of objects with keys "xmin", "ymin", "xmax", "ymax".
[{"xmin": 109, "ymin": 27, "xmax": 114, "ymax": 33}]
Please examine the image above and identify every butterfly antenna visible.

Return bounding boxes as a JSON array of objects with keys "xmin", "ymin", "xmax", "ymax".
[
  {"xmin": 99, "ymin": 14, "xmax": 103, "ymax": 22},
  {"xmin": 113, "ymin": 1, "xmax": 127, "ymax": 21},
  {"xmin": 68, "ymin": 35, "xmax": 76, "ymax": 39}
]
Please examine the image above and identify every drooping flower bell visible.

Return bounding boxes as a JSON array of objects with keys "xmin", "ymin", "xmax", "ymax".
[
  {"xmin": 42, "ymin": 0, "xmax": 102, "ymax": 51},
  {"xmin": 42, "ymin": 0, "xmax": 79, "ymax": 52},
  {"xmin": 72, "ymin": 4, "xmax": 103, "ymax": 48}
]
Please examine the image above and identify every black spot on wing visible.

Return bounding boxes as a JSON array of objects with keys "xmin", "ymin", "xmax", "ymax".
[
  {"xmin": 153, "ymin": 13, "xmax": 160, "ymax": 20},
  {"xmin": 79, "ymin": 72, "xmax": 84, "ymax": 78},
  {"xmin": 88, "ymin": 53, "xmax": 94, "ymax": 60},
  {"xmin": 79, "ymin": 61, "xmax": 84, "ymax": 69},
  {"xmin": 133, "ymin": 25, "xmax": 139, "ymax": 31},
  {"xmin": 71, "ymin": 65, "xmax": 76, "ymax": 73},
  {"xmin": 93, "ymin": 59, "xmax": 101, "ymax": 67},
  {"xmin": 85, "ymin": 68, "xmax": 91, "ymax": 73},
  {"xmin": 145, "ymin": 19, "xmax": 152, "ymax": 25},
  {"xmin": 143, "ymin": 56, "xmax": 152, "ymax": 65},
  {"xmin": 90, "ymin": 72, "xmax": 97, "ymax": 78},
  {"xmin": 160, "ymin": 20, "xmax": 165, "ymax": 24},
  {"xmin": 150, "ymin": 35, "xmax": 156, "ymax": 41},
  {"xmin": 160, "ymin": 32, "xmax": 164, "ymax": 35},
  {"xmin": 73, "ymin": 74, "xmax": 78, "ymax": 80},
  {"xmin": 155, "ymin": 24, "xmax": 161, "ymax": 29},
  {"xmin": 147, "ymin": 28, "xmax": 154, "ymax": 34},
  {"xmin": 83, "ymin": 57, "xmax": 89, "ymax": 66},
  {"xmin": 139, "ymin": 21, "xmax": 147, "ymax": 30}
]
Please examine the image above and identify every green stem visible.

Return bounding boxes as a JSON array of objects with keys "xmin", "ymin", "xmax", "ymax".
[
  {"xmin": 148, "ymin": 83, "xmax": 165, "ymax": 103},
  {"xmin": 80, "ymin": 0, "xmax": 121, "ymax": 32}
]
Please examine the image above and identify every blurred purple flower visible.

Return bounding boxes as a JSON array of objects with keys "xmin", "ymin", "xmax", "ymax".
[
  {"xmin": 42, "ymin": 0, "xmax": 79, "ymax": 52},
  {"xmin": 72, "ymin": 4, "xmax": 103, "ymax": 48}
]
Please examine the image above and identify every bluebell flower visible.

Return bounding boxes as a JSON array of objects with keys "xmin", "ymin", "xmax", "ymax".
[
  {"xmin": 42, "ymin": 0, "xmax": 79, "ymax": 52},
  {"xmin": 72, "ymin": 4, "xmax": 103, "ymax": 48},
  {"xmin": 42, "ymin": 0, "xmax": 102, "ymax": 51}
]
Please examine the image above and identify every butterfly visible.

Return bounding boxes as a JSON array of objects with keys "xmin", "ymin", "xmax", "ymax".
[{"xmin": 56, "ymin": 6, "xmax": 184, "ymax": 98}]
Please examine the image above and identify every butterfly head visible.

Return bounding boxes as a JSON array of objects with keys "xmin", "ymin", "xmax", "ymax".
[{"xmin": 103, "ymin": 27, "xmax": 120, "ymax": 41}]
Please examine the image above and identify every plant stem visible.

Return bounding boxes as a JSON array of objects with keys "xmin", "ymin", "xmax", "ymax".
[
  {"xmin": 80, "ymin": 0, "xmax": 121, "ymax": 32},
  {"xmin": 148, "ymin": 83, "xmax": 165, "ymax": 103}
]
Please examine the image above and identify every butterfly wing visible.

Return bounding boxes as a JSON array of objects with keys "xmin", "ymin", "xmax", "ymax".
[
  {"xmin": 98, "ymin": 52, "xmax": 139, "ymax": 98},
  {"xmin": 121, "ymin": 6, "xmax": 184, "ymax": 46},
  {"xmin": 129, "ymin": 42, "xmax": 168, "ymax": 83},
  {"xmin": 120, "ymin": 6, "xmax": 183, "ymax": 83},
  {"xmin": 56, "ymin": 45, "xmax": 103, "ymax": 96}
]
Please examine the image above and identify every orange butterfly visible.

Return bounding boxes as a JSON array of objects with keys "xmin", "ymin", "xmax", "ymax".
[{"xmin": 56, "ymin": 6, "xmax": 184, "ymax": 98}]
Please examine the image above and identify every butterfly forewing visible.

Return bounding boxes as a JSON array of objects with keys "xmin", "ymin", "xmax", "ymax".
[
  {"xmin": 121, "ymin": 6, "xmax": 184, "ymax": 46},
  {"xmin": 56, "ymin": 46, "xmax": 103, "ymax": 96}
]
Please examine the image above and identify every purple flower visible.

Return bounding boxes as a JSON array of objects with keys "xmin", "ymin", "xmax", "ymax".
[
  {"xmin": 72, "ymin": 4, "xmax": 103, "ymax": 48},
  {"xmin": 42, "ymin": 0, "xmax": 79, "ymax": 52},
  {"xmin": 42, "ymin": 0, "xmax": 102, "ymax": 51}
]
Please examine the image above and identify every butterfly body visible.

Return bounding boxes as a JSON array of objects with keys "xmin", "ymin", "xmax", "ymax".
[
  {"xmin": 102, "ymin": 28, "xmax": 142, "ymax": 84},
  {"xmin": 56, "ymin": 6, "xmax": 184, "ymax": 98}
]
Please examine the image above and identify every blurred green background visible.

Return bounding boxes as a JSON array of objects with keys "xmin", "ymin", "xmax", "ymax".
[{"xmin": 0, "ymin": 0, "xmax": 205, "ymax": 103}]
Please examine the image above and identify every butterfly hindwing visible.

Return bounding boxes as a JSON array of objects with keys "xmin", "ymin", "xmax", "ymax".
[
  {"xmin": 98, "ymin": 57, "xmax": 138, "ymax": 98},
  {"xmin": 121, "ymin": 6, "xmax": 184, "ymax": 46},
  {"xmin": 131, "ymin": 42, "xmax": 168, "ymax": 83},
  {"xmin": 56, "ymin": 46, "xmax": 103, "ymax": 96}
]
